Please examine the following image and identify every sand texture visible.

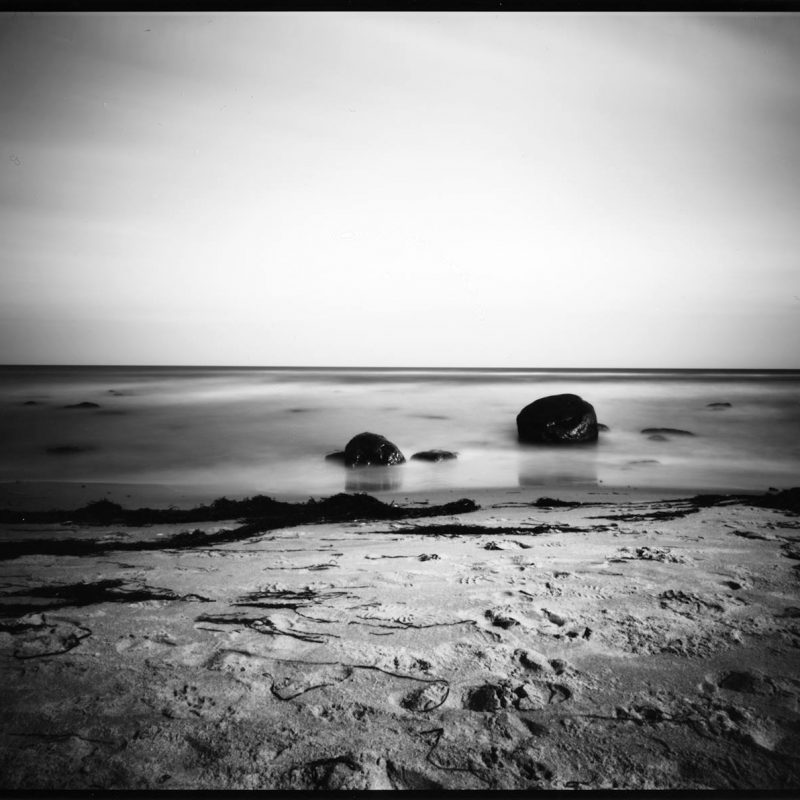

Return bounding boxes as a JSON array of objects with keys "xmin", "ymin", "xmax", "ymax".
[{"xmin": 1, "ymin": 488, "xmax": 799, "ymax": 790}]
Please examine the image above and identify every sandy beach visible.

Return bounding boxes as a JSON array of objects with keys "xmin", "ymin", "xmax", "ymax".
[{"xmin": 1, "ymin": 481, "xmax": 799, "ymax": 790}]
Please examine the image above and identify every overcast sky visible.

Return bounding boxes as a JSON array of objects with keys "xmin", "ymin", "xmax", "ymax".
[{"xmin": 1, "ymin": 12, "xmax": 799, "ymax": 367}]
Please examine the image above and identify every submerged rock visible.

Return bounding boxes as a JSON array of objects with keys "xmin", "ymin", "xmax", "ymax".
[
  {"xmin": 324, "ymin": 451, "xmax": 346, "ymax": 463},
  {"xmin": 707, "ymin": 402, "xmax": 732, "ymax": 409},
  {"xmin": 46, "ymin": 444, "xmax": 96, "ymax": 455},
  {"xmin": 410, "ymin": 449, "xmax": 458, "ymax": 462},
  {"xmin": 597, "ymin": 423, "xmax": 610, "ymax": 432},
  {"xmin": 648, "ymin": 434, "xmax": 668, "ymax": 442},
  {"xmin": 63, "ymin": 401, "xmax": 101, "ymax": 409},
  {"xmin": 344, "ymin": 432, "xmax": 405, "ymax": 467},
  {"xmin": 641, "ymin": 428, "xmax": 695, "ymax": 436},
  {"xmin": 516, "ymin": 394, "xmax": 598, "ymax": 444}
]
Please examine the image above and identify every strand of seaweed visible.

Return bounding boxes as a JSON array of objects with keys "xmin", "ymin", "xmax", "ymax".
[
  {"xmin": 349, "ymin": 615, "xmax": 476, "ymax": 631},
  {"xmin": 195, "ymin": 613, "xmax": 338, "ymax": 643},
  {"xmin": 0, "ymin": 494, "xmax": 479, "ymax": 561},
  {"xmin": 384, "ymin": 523, "xmax": 613, "ymax": 538},
  {"xmin": 420, "ymin": 728, "xmax": 491, "ymax": 785},
  {"xmin": 495, "ymin": 489, "xmax": 800, "ymax": 518},
  {"xmin": 209, "ymin": 649, "xmax": 451, "ymax": 709}
]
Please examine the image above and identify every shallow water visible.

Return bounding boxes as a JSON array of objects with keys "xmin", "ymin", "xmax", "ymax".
[{"xmin": 1, "ymin": 367, "xmax": 799, "ymax": 499}]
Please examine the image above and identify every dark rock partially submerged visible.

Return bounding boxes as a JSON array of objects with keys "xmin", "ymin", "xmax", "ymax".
[
  {"xmin": 344, "ymin": 432, "xmax": 405, "ymax": 467},
  {"xmin": 410, "ymin": 450, "xmax": 458, "ymax": 462},
  {"xmin": 63, "ymin": 402, "xmax": 100, "ymax": 409},
  {"xmin": 641, "ymin": 428, "xmax": 695, "ymax": 436},
  {"xmin": 324, "ymin": 451, "xmax": 346, "ymax": 463},
  {"xmin": 517, "ymin": 394, "xmax": 598, "ymax": 444},
  {"xmin": 707, "ymin": 402, "xmax": 732, "ymax": 409},
  {"xmin": 597, "ymin": 423, "xmax": 610, "ymax": 432}
]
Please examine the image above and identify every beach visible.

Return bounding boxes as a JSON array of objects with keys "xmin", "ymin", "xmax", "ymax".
[
  {"xmin": 1, "ymin": 368, "xmax": 800, "ymax": 789},
  {"xmin": 1, "ymin": 481, "xmax": 799, "ymax": 790},
  {"xmin": 5, "ymin": 6, "xmax": 800, "ymax": 790}
]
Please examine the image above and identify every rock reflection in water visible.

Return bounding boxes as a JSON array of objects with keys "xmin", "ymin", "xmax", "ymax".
[
  {"xmin": 345, "ymin": 466, "xmax": 404, "ymax": 493},
  {"xmin": 518, "ymin": 449, "xmax": 598, "ymax": 488}
]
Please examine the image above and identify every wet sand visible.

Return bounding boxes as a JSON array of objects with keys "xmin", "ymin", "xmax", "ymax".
[{"xmin": 1, "ymin": 484, "xmax": 799, "ymax": 790}]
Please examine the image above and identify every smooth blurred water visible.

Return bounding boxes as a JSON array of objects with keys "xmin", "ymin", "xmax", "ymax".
[{"xmin": 1, "ymin": 366, "xmax": 799, "ymax": 498}]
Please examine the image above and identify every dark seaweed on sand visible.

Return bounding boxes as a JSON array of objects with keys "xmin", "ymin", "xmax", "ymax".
[
  {"xmin": 0, "ymin": 578, "xmax": 212, "ymax": 619},
  {"xmin": 0, "ymin": 494, "xmax": 479, "ymax": 561}
]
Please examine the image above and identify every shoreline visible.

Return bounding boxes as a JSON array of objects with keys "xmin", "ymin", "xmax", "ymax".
[{"xmin": 0, "ymin": 478, "xmax": 780, "ymax": 514}]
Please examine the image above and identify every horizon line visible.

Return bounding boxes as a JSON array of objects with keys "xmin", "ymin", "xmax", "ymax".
[{"xmin": 2, "ymin": 364, "xmax": 800, "ymax": 373}]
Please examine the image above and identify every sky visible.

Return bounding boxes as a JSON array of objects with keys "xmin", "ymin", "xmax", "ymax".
[{"xmin": 1, "ymin": 11, "xmax": 799, "ymax": 368}]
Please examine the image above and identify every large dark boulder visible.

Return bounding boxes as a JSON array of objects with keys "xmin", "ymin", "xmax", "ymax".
[
  {"xmin": 344, "ymin": 432, "xmax": 405, "ymax": 467},
  {"xmin": 516, "ymin": 394, "xmax": 598, "ymax": 444}
]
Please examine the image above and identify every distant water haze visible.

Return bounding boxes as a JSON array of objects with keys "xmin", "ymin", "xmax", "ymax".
[{"xmin": 1, "ymin": 367, "xmax": 799, "ymax": 502}]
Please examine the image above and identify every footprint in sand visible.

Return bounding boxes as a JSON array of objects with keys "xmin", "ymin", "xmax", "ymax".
[
  {"xmin": 485, "ymin": 609, "xmax": 521, "ymax": 629},
  {"xmin": 400, "ymin": 680, "xmax": 450, "ymax": 712},
  {"xmin": 714, "ymin": 669, "xmax": 776, "ymax": 696},
  {"xmin": 541, "ymin": 608, "xmax": 568, "ymax": 626},
  {"xmin": 458, "ymin": 575, "xmax": 491, "ymax": 585},
  {"xmin": 4, "ymin": 616, "xmax": 92, "ymax": 659},
  {"xmin": 463, "ymin": 680, "xmax": 572, "ymax": 712},
  {"xmin": 114, "ymin": 632, "xmax": 179, "ymax": 655},
  {"xmin": 206, "ymin": 649, "xmax": 353, "ymax": 699}
]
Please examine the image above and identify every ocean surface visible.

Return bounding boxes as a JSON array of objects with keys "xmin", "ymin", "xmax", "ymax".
[{"xmin": 1, "ymin": 366, "xmax": 799, "ymax": 503}]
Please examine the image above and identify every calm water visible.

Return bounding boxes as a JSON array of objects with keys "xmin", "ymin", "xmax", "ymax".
[{"xmin": 1, "ymin": 367, "xmax": 799, "ymax": 499}]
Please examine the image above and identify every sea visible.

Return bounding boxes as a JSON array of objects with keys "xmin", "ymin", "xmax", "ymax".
[{"xmin": 1, "ymin": 366, "xmax": 799, "ymax": 504}]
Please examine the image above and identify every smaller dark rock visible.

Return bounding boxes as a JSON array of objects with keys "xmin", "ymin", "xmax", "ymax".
[
  {"xmin": 707, "ymin": 402, "xmax": 732, "ymax": 408},
  {"xmin": 418, "ymin": 553, "xmax": 439, "ymax": 561},
  {"xmin": 648, "ymin": 434, "xmax": 668, "ymax": 442},
  {"xmin": 628, "ymin": 459, "xmax": 660, "ymax": 465},
  {"xmin": 410, "ymin": 450, "xmax": 458, "ymax": 462},
  {"xmin": 597, "ymin": 423, "xmax": 610, "ymax": 432},
  {"xmin": 21, "ymin": 400, "xmax": 40, "ymax": 406},
  {"xmin": 641, "ymin": 428, "xmax": 695, "ymax": 436},
  {"xmin": 324, "ymin": 451, "xmax": 346, "ymax": 463},
  {"xmin": 63, "ymin": 402, "xmax": 101, "ymax": 409}
]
